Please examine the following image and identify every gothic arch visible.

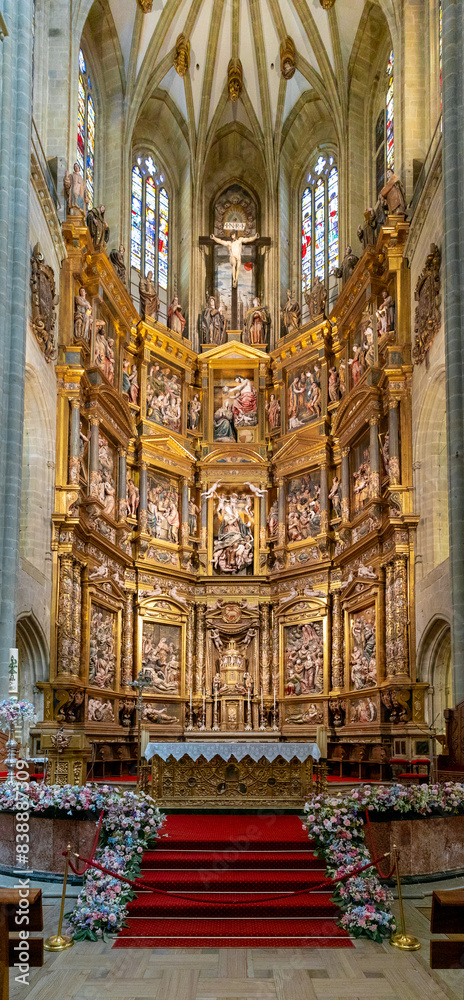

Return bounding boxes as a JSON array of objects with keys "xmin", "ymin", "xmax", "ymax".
[
  {"xmin": 417, "ymin": 616, "xmax": 451, "ymax": 730},
  {"xmin": 20, "ymin": 364, "xmax": 55, "ymax": 572},
  {"xmin": 16, "ymin": 612, "xmax": 49, "ymax": 719},
  {"xmin": 414, "ymin": 366, "xmax": 449, "ymax": 574}
]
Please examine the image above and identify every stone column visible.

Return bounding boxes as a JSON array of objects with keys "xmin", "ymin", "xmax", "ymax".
[
  {"xmin": 443, "ymin": 0, "xmax": 464, "ymax": 704},
  {"xmin": 195, "ymin": 603, "xmax": 206, "ymax": 695},
  {"xmin": 71, "ymin": 561, "xmax": 82, "ymax": 677},
  {"xmin": 277, "ymin": 479, "xmax": 286, "ymax": 546},
  {"xmin": 118, "ymin": 449, "xmax": 127, "ymax": 520},
  {"xmin": 260, "ymin": 603, "xmax": 270, "ymax": 695},
  {"xmin": 320, "ymin": 465, "xmax": 328, "ymax": 532},
  {"xmin": 331, "ymin": 590, "xmax": 343, "ymax": 689},
  {"xmin": 341, "ymin": 447, "xmax": 350, "ymax": 521},
  {"xmin": 388, "ymin": 401, "xmax": 400, "ymax": 484},
  {"xmin": 139, "ymin": 462, "xmax": 147, "ymax": 532},
  {"xmin": 121, "ymin": 591, "xmax": 134, "ymax": 687},
  {"xmin": 0, "ymin": 0, "xmax": 34, "ymax": 694},
  {"xmin": 69, "ymin": 399, "xmax": 80, "ymax": 485},
  {"xmin": 181, "ymin": 479, "xmax": 189, "ymax": 545},
  {"xmin": 89, "ymin": 417, "xmax": 99, "ymax": 498},
  {"xmin": 56, "ymin": 555, "xmax": 74, "ymax": 676},
  {"xmin": 369, "ymin": 415, "xmax": 380, "ymax": 497}
]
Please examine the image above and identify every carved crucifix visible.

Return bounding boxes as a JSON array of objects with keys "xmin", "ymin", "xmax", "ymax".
[{"xmin": 199, "ymin": 231, "xmax": 271, "ymax": 329}]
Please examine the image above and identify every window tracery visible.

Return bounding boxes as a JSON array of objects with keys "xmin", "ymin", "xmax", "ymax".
[
  {"xmin": 301, "ymin": 156, "xmax": 338, "ymax": 292},
  {"xmin": 77, "ymin": 48, "xmax": 95, "ymax": 209},
  {"xmin": 130, "ymin": 155, "xmax": 169, "ymax": 292},
  {"xmin": 375, "ymin": 50, "xmax": 394, "ymax": 198}
]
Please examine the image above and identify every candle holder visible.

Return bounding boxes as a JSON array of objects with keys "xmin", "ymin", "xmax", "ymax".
[
  {"xmin": 212, "ymin": 696, "xmax": 220, "ymax": 732},
  {"xmin": 259, "ymin": 703, "xmax": 267, "ymax": 731},
  {"xmin": 185, "ymin": 699, "xmax": 194, "ymax": 731},
  {"xmin": 244, "ymin": 695, "xmax": 252, "ymax": 732},
  {"xmin": 272, "ymin": 703, "xmax": 279, "ymax": 732},
  {"xmin": 198, "ymin": 698, "xmax": 206, "ymax": 731}
]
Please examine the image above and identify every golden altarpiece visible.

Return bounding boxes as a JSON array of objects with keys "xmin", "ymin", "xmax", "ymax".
[{"xmin": 33, "ymin": 213, "xmax": 429, "ymax": 805}]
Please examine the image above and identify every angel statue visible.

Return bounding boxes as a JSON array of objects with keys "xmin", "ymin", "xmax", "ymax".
[{"xmin": 210, "ymin": 231, "xmax": 259, "ymax": 286}]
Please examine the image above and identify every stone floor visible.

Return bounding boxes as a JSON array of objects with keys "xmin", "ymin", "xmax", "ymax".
[{"xmin": 6, "ymin": 881, "xmax": 464, "ymax": 1000}]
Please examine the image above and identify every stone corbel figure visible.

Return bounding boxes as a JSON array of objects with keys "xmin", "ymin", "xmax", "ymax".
[
  {"xmin": 281, "ymin": 289, "xmax": 301, "ymax": 336},
  {"xmin": 381, "ymin": 169, "xmax": 408, "ymax": 217},
  {"xmin": 63, "ymin": 162, "xmax": 89, "ymax": 216},
  {"xmin": 280, "ymin": 36, "xmax": 296, "ymax": 79},
  {"xmin": 331, "ymin": 245, "xmax": 360, "ymax": 285},
  {"xmin": 174, "ymin": 34, "xmax": 190, "ymax": 76},
  {"xmin": 74, "ymin": 286, "xmax": 92, "ymax": 342},
  {"xmin": 139, "ymin": 270, "xmax": 160, "ymax": 322},
  {"xmin": 109, "ymin": 245, "xmax": 126, "ymax": 284},
  {"xmin": 168, "ymin": 295, "xmax": 186, "ymax": 336},
  {"xmin": 357, "ymin": 208, "xmax": 378, "ymax": 251},
  {"xmin": 86, "ymin": 204, "xmax": 110, "ymax": 252},
  {"xmin": 304, "ymin": 274, "xmax": 327, "ymax": 320},
  {"xmin": 243, "ymin": 296, "xmax": 271, "ymax": 345},
  {"xmin": 228, "ymin": 58, "xmax": 243, "ymax": 101},
  {"xmin": 30, "ymin": 243, "xmax": 57, "ymax": 362},
  {"xmin": 200, "ymin": 295, "xmax": 227, "ymax": 345}
]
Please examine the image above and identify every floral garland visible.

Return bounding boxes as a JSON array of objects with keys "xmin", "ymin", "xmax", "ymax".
[
  {"xmin": 0, "ymin": 698, "xmax": 37, "ymax": 728},
  {"xmin": 304, "ymin": 781, "xmax": 464, "ymax": 942},
  {"xmin": 0, "ymin": 782, "xmax": 165, "ymax": 940}
]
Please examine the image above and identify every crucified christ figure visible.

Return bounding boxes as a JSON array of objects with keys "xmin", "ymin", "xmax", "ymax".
[{"xmin": 210, "ymin": 231, "xmax": 260, "ymax": 286}]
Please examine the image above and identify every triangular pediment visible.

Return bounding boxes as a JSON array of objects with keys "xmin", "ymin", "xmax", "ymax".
[
  {"xmin": 200, "ymin": 341, "xmax": 270, "ymax": 364},
  {"xmin": 272, "ymin": 430, "xmax": 322, "ymax": 466},
  {"xmin": 142, "ymin": 433, "xmax": 195, "ymax": 462}
]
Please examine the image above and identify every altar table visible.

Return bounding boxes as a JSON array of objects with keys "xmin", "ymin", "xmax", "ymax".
[{"xmin": 144, "ymin": 741, "xmax": 321, "ymax": 809}]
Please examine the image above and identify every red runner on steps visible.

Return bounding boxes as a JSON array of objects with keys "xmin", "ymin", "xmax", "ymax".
[{"xmin": 113, "ymin": 813, "xmax": 353, "ymax": 948}]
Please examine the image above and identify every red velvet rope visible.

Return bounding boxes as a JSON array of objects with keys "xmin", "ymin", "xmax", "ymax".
[
  {"xmin": 65, "ymin": 848, "xmax": 391, "ymax": 907},
  {"xmin": 67, "ymin": 810, "xmax": 105, "ymax": 876},
  {"xmin": 364, "ymin": 809, "xmax": 396, "ymax": 879}
]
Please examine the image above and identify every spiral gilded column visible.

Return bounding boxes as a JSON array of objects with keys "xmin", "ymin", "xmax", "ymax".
[
  {"xmin": 260, "ymin": 603, "xmax": 270, "ymax": 694},
  {"xmin": 385, "ymin": 562, "xmax": 395, "ymax": 675},
  {"xmin": 271, "ymin": 604, "xmax": 279, "ymax": 692},
  {"xmin": 330, "ymin": 590, "xmax": 343, "ymax": 689},
  {"xmin": 195, "ymin": 603, "xmax": 206, "ymax": 694},
  {"xmin": 69, "ymin": 399, "xmax": 80, "ymax": 486},
  {"xmin": 186, "ymin": 604, "xmax": 194, "ymax": 691},
  {"xmin": 56, "ymin": 554, "xmax": 74, "ymax": 675},
  {"xmin": 393, "ymin": 555, "xmax": 408, "ymax": 675},
  {"xmin": 121, "ymin": 591, "xmax": 134, "ymax": 687},
  {"xmin": 71, "ymin": 561, "xmax": 82, "ymax": 677}
]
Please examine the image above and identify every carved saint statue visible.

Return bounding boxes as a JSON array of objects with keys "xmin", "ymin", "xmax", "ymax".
[
  {"xmin": 381, "ymin": 169, "xmax": 408, "ymax": 216},
  {"xmin": 122, "ymin": 359, "xmax": 139, "ymax": 404},
  {"xmin": 243, "ymin": 296, "xmax": 270, "ymax": 345},
  {"xmin": 139, "ymin": 270, "xmax": 160, "ymax": 322},
  {"xmin": 332, "ymin": 245, "xmax": 360, "ymax": 284},
  {"xmin": 305, "ymin": 274, "xmax": 327, "ymax": 320},
  {"xmin": 63, "ymin": 163, "xmax": 89, "ymax": 215},
  {"xmin": 86, "ymin": 204, "xmax": 110, "ymax": 252},
  {"xmin": 266, "ymin": 393, "xmax": 281, "ymax": 430},
  {"xmin": 188, "ymin": 497, "xmax": 200, "ymax": 535},
  {"xmin": 167, "ymin": 295, "xmax": 186, "ymax": 336},
  {"xmin": 187, "ymin": 393, "xmax": 201, "ymax": 430},
  {"xmin": 328, "ymin": 366, "xmax": 340, "ymax": 403},
  {"xmin": 328, "ymin": 475, "xmax": 342, "ymax": 516},
  {"xmin": 127, "ymin": 477, "xmax": 140, "ymax": 517},
  {"xmin": 357, "ymin": 208, "xmax": 378, "ymax": 251},
  {"xmin": 210, "ymin": 231, "xmax": 259, "ymax": 287},
  {"xmin": 281, "ymin": 289, "xmax": 301, "ymax": 336},
  {"xmin": 109, "ymin": 244, "xmax": 126, "ymax": 283},
  {"xmin": 200, "ymin": 295, "xmax": 227, "ymax": 345},
  {"xmin": 376, "ymin": 289, "xmax": 395, "ymax": 333},
  {"xmin": 74, "ymin": 287, "xmax": 92, "ymax": 342}
]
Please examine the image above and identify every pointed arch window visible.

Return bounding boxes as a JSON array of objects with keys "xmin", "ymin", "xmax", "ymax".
[
  {"xmin": 130, "ymin": 156, "xmax": 169, "ymax": 293},
  {"xmin": 77, "ymin": 48, "xmax": 96, "ymax": 208},
  {"xmin": 301, "ymin": 155, "xmax": 338, "ymax": 292},
  {"xmin": 375, "ymin": 50, "xmax": 394, "ymax": 197}
]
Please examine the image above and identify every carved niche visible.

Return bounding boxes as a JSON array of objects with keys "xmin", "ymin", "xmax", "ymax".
[
  {"xmin": 30, "ymin": 243, "xmax": 57, "ymax": 361},
  {"xmin": 412, "ymin": 243, "xmax": 441, "ymax": 365}
]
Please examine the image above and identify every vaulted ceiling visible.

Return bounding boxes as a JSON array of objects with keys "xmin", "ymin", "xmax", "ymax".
[{"xmin": 104, "ymin": 0, "xmax": 393, "ymax": 156}]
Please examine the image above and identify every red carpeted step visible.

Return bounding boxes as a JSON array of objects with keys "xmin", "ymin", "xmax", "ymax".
[
  {"xmin": 126, "ymin": 890, "xmax": 337, "ymax": 918},
  {"xmin": 154, "ymin": 814, "xmax": 310, "ymax": 851},
  {"xmin": 113, "ymin": 935, "xmax": 353, "ymax": 948},
  {"xmin": 141, "ymin": 849, "xmax": 321, "ymax": 870},
  {"xmin": 137, "ymin": 868, "xmax": 328, "ymax": 892},
  {"xmin": 115, "ymin": 916, "xmax": 349, "ymax": 941}
]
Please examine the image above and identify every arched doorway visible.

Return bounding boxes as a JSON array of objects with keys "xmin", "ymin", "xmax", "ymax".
[
  {"xmin": 418, "ymin": 617, "xmax": 452, "ymax": 731},
  {"xmin": 16, "ymin": 613, "xmax": 49, "ymax": 735}
]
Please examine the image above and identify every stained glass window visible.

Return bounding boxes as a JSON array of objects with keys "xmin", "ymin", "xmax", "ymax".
[
  {"xmin": 158, "ymin": 188, "xmax": 169, "ymax": 290},
  {"xmin": 301, "ymin": 156, "xmax": 338, "ymax": 293},
  {"xmin": 439, "ymin": 0, "xmax": 443, "ymax": 116},
  {"xmin": 130, "ymin": 156, "xmax": 170, "ymax": 295},
  {"xmin": 77, "ymin": 48, "xmax": 96, "ymax": 209},
  {"xmin": 386, "ymin": 50, "xmax": 394, "ymax": 172}
]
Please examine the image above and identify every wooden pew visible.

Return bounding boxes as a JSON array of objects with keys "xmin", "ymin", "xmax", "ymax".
[
  {"xmin": 0, "ymin": 888, "xmax": 43, "ymax": 1000},
  {"xmin": 430, "ymin": 889, "xmax": 464, "ymax": 970}
]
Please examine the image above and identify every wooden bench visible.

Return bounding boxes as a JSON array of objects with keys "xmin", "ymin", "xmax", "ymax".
[
  {"xmin": 0, "ymin": 888, "xmax": 43, "ymax": 1000},
  {"xmin": 430, "ymin": 889, "xmax": 464, "ymax": 970}
]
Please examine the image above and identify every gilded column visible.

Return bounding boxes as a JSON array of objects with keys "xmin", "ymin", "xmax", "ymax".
[
  {"xmin": 260, "ymin": 603, "xmax": 270, "ymax": 694},
  {"xmin": 139, "ymin": 462, "xmax": 148, "ymax": 532},
  {"xmin": 277, "ymin": 479, "xmax": 286, "ymax": 547},
  {"xmin": 271, "ymin": 604, "xmax": 279, "ymax": 692},
  {"xmin": 71, "ymin": 561, "xmax": 82, "ymax": 677},
  {"xmin": 320, "ymin": 464, "xmax": 328, "ymax": 532},
  {"xmin": 200, "ymin": 493, "xmax": 207, "ymax": 550},
  {"xmin": 341, "ymin": 447, "xmax": 350, "ymax": 521},
  {"xmin": 369, "ymin": 415, "xmax": 380, "ymax": 497},
  {"xmin": 56, "ymin": 555, "xmax": 74, "ymax": 675},
  {"xmin": 259, "ymin": 492, "xmax": 267, "ymax": 551},
  {"xmin": 118, "ymin": 448, "xmax": 127, "ymax": 520},
  {"xmin": 121, "ymin": 591, "xmax": 134, "ymax": 686},
  {"xmin": 388, "ymin": 401, "xmax": 400, "ymax": 484},
  {"xmin": 385, "ymin": 561, "xmax": 395, "ymax": 675},
  {"xmin": 69, "ymin": 399, "xmax": 80, "ymax": 485},
  {"xmin": 186, "ymin": 604, "xmax": 194, "ymax": 692},
  {"xmin": 331, "ymin": 590, "xmax": 343, "ymax": 689},
  {"xmin": 89, "ymin": 417, "xmax": 99, "ymax": 498},
  {"xmin": 195, "ymin": 603, "xmax": 206, "ymax": 694},
  {"xmin": 393, "ymin": 555, "xmax": 409, "ymax": 675},
  {"xmin": 181, "ymin": 479, "xmax": 189, "ymax": 545}
]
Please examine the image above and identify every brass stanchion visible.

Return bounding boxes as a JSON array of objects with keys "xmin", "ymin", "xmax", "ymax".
[
  {"xmin": 44, "ymin": 844, "xmax": 74, "ymax": 951},
  {"xmin": 390, "ymin": 844, "xmax": 421, "ymax": 951}
]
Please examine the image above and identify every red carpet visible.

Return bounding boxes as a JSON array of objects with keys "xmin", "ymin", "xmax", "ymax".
[{"xmin": 113, "ymin": 814, "xmax": 352, "ymax": 948}]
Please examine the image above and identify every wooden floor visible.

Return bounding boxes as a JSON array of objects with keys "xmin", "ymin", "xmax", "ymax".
[{"xmin": 8, "ymin": 892, "xmax": 464, "ymax": 1000}]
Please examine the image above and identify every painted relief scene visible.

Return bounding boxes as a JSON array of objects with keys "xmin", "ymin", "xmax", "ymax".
[
  {"xmin": 284, "ymin": 622, "xmax": 324, "ymax": 696},
  {"xmin": 287, "ymin": 364, "xmax": 322, "ymax": 429},
  {"xmin": 212, "ymin": 492, "xmax": 254, "ymax": 574},
  {"xmin": 146, "ymin": 361, "xmax": 182, "ymax": 433},
  {"xmin": 349, "ymin": 314, "xmax": 374, "ymax": 388},
  {"xmin": 350, "ymin": 696, "xmax": 377, "ymax": 723},
  {"xmin": 350, "ymin": 607, "xmax": 377, "ymax": 689},
  {"xmin": 141, "ymin": 621, "xmax": 181, "ymax": 695},
  {"xmin": 89, "ymin": 606, "xmax": 116, "ymax": 689},
  {"xmin": 98, "ymin": 435, "xmax": 116, "ymax": 519},
  {"xmin": 266, "ymin": 391, "xmax": 281, "ymax": 432},
  {"xmin": 142, "ymin": 702, "xmax": 180, "ymax": 725},
  {"xmin": 285, "ymin": 702, "xmax": 323, "ymax": 725},
  {"xmin": 147, "ymin": 472, "xmax": 179, "ymax": 543},
  {"xmin": 213, "ymin": 375, "xmax": 258, "ymax": 442},
  {"xmin": 287, "ymin": 472, "xmax": 321, "ymax": 541},
  {"xmin": 352, "ymin": 434, "xmax": 371, "ymax": 511},
  {"xmin": 94, "ymin": 319, "xmax": 116, "ymax": 384}
]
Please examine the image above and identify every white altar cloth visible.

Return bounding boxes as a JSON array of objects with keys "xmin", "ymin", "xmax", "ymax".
[{"xmin": 144, "ymin": 741, "xmax": 321, "ymax": 764}]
